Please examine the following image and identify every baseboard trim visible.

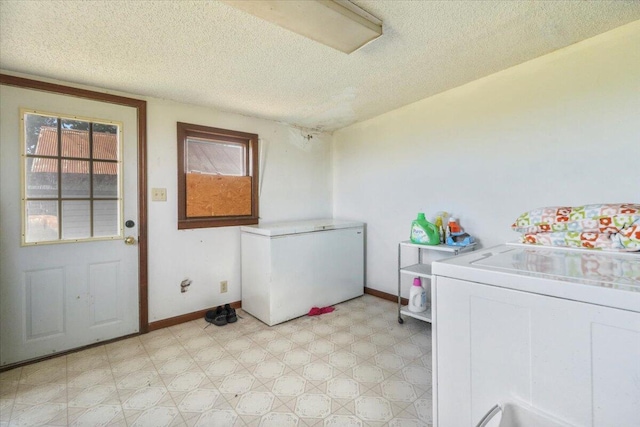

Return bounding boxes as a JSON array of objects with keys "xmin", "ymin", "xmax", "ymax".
[
  {"xmin": 148, "ymin": 301, "xmax": 242, "ymax": 331},
  {"xmin": 364, "ymin": 287, "xmax": 408, "ymax": 306}
]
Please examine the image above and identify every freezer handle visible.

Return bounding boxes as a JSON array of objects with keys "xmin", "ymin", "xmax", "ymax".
[{"xmin": 314, "ymin": 225, "xmax": 335, "ymax": 231}]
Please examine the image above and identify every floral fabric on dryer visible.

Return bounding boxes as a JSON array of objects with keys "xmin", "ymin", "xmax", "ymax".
[{"xmin": 513, "ymin": 204, "xmax": 640, "ymax": 251}]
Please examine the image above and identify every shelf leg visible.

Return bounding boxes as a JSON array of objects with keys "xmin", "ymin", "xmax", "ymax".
[{"xmin": 398, "ymin": 242, "xmax": 403, "ymax": 324}]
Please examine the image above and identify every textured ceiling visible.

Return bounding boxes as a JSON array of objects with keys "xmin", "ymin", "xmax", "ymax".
[{"xmin": 1, "ymin": 1, "xmax": 639, "ymax": 132}]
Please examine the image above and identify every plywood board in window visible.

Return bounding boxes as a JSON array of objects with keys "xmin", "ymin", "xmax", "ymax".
[{"xmin": 186, "ymin": 173, "xmax": 252, "ymax": 217}]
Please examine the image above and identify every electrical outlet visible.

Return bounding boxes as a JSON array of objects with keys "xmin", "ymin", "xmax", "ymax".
[{"xmin": 220, "ymin": 280, "xmax": 228, "ymax": 293}]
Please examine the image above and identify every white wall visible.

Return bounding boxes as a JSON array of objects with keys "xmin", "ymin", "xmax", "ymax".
[
  {"xmin": 0, "ymin": 72, "xmax": 333, "ymax": 323},
  {"xmin": 147, "ymin": 100, "xmax": 332, "ymax": 321},
  {"xmin": 332, "ymin": 21, "xmax": 640, "ymax": 297}
]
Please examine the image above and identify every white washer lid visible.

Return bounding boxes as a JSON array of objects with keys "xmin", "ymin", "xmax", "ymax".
[
  {"xmin": 432, "ymin": 244, "xmax": 640, "ymax": 312},
  {"xmin": 240, "ymin": 219, "xmax": 364, "ymax": 236}
]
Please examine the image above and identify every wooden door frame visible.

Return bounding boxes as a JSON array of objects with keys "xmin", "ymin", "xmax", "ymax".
[{"xmin": 0, "ymin": 73, "xmax": 149, "ymax": 334}]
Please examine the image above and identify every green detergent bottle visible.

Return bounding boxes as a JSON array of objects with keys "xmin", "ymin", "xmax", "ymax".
[{"xmin": 410, "ymin": 213, "xmax": 440, "ymax": 245}]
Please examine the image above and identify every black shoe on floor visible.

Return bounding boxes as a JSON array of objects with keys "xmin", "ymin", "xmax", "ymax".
[
  {"xmin": 205, "ymin": 306, "xmax": 228, "ymax": 326},
  {"xmin": 225, "ymin": 304, "xmax": 237, "ymax": 323}
]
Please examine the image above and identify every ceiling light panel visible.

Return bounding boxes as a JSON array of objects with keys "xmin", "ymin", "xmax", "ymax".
[{"xmin": 222, "ymin": 0, "xmax": 383, "ymax": 54}]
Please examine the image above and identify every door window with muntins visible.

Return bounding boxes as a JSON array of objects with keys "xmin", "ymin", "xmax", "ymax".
[{"xmin": 22, "ymin": 110, "xmax": 122, "ymax": 244}]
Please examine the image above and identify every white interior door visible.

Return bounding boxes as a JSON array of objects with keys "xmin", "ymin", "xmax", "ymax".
[{"xmin": 0, "ymin": 84, "xmax": 140, "ymax": 366}]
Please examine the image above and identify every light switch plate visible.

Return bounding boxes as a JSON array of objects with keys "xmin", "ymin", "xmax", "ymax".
[{"xmin": 152, "ymin": 188, "xmax": 167, "ymax": 201}]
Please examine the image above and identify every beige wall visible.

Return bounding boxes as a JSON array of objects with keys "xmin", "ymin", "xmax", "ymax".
[{"xmin": 333, "ymin": 21, "xmax": 640, "ymax": 297}]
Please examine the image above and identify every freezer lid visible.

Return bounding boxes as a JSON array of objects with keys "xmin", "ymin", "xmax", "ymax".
[
  {"xmin": 432, "ymin": 244, "xmax": 640, "ymax": 311},
  {"xmin": 240, "ymin": 219, "xmax": 364, "ymax": 236}
]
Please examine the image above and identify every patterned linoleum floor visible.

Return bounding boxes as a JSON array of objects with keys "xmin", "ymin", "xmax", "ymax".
[{"xmin": 0, "ymin": 295, "xmax": 433, "ymax": 426}]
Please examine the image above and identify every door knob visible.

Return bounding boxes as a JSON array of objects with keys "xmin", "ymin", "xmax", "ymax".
[{"xmin": 124, "ymin": 236, "xmax": 136, "ymax": 245}]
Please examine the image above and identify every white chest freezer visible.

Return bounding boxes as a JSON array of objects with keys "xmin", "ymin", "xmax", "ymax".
[
  {"xmin": 431, "ymin": 244, "xmax": 640, "ymax": 427},
  {"xmin": 240, "ymin": 219, "xmax": 364, "ymax": 326}
]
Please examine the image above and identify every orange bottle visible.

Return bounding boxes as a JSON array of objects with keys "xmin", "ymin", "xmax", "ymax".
[{"xmin": 448, "ymin": 218, "xmax": 461, "ymax": 234}]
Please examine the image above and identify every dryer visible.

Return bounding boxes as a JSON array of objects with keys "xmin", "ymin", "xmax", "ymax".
[{"xmin": 431, "ymin": 244, "xmax": 640, "ymax": 427}]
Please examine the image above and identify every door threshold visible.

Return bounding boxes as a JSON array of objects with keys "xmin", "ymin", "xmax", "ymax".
[{"xmin": 0, "ymin": 332, "xmax": 140, "ymax": 372}]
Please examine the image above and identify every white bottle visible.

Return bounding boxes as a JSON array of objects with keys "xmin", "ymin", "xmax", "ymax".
[{"xmin": 408, "ymin": 277, "xmax": 427, "ymax": 313}]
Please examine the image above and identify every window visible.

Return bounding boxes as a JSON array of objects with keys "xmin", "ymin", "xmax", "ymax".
[
  {"xmin": 177, "ymin": 122, "xmax": 259, "ymax": 229},
  {"xmin": 21, "ymin": 110, "xmax": 122, "ymax": 244}
]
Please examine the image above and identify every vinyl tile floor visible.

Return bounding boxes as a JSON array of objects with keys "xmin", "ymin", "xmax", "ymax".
[{"xmin": 0, "ymin": 295, "xmax": 433, "ymax": 426}]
